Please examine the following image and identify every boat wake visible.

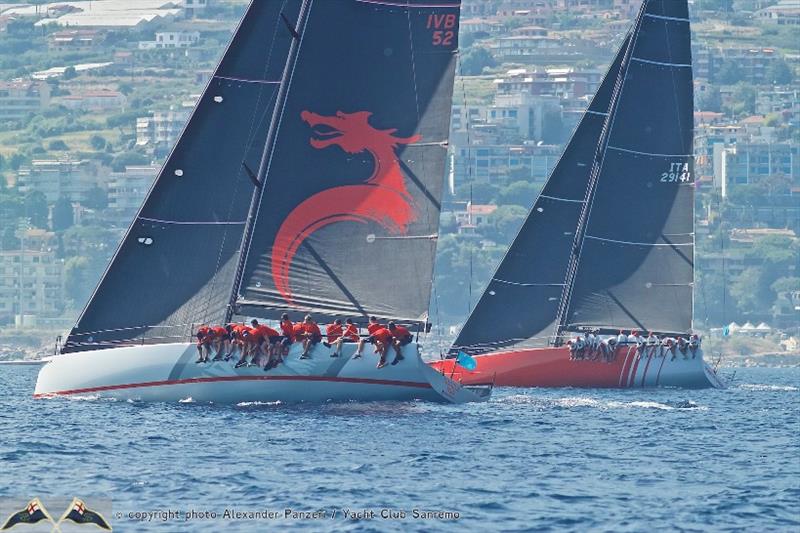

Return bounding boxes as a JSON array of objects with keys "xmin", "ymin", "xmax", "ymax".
[
  {"xmin": 738, "ymin": 383, "xmax": 799, "ymax": 392},
  {"xmin": 498, "ymin": 394, "xmax": 706, "ymax": 411}
]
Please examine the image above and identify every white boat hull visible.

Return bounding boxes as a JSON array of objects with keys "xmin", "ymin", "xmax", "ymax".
[{"xmin": 34, "ymin": 342, "xmax": 490, "ymax": 404}]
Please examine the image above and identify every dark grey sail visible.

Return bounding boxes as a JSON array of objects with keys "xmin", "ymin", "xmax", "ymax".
[
  {"xmin": 563, "ymin": 0, "xmax": 694, "ymax": 335},
  {"xmin": 235, "ymin": 0, "xmax": 462, "ymax": 325},
  {"xmin": 451, "ymin": 0, "xmax": 695, "ymax": 356},
  {"xmin": 449, "ymin": 35, "xmax": 631, "ymax": 356},
  {"xmin": 63, "ymin": 1, "xmax": 301, "ymax": 352}
]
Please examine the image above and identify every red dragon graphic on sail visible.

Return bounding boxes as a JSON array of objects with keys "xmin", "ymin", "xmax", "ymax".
[{"xmin": 272, "ymin": 110, "xmax": 421, "ymax": 304}]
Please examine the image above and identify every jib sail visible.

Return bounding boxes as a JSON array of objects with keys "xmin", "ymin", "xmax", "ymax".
[
  {"xmin": 63, "ymin": 1, "xmax": 301, "ymax": 352},
  {"xmin": 234, "ymin": 0, "xmax": 462, "ymax": 325}
]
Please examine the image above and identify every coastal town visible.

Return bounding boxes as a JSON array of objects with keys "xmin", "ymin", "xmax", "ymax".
[{"xmin": 0, "ymin": 0, "xmax": 797, "ymax": 361}]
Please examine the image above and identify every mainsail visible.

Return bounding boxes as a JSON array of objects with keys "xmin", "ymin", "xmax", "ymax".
[
  {"xmin": 64, "ymin": 2, "xmax": 301, "ymax": 352},
  {"xmin": 64, "ymin": 0, "xmax": 462, "ymax": 352},
  {"xmin": 235, "ymin": 0, "xmax": 461, "ymax": 324},
  {"xmin": 451, "ymin": 0, "xmax": 694, "ymax": 356}
]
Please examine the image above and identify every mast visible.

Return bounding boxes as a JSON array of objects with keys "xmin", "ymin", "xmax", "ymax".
[
  {"xmin": 551, "ymin": 4, "xmax": 645, "ymax": 344},
  {"xmin": 225, "ymin": 0, "xmax": 313, "ymax": 324}
]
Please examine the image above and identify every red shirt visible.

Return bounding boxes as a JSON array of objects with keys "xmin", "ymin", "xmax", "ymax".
[
  {"xmin": 196, "ymin": 326, "xmax": 211, "ymax": 344},
  {"xmin": 372, "ymin": 327, "xmax": 392, "ymax": 344},
  {"xmin": 292, "ymin": 323, "xmax": 305, "ymax": 339},
  {"xmin": 303, "ymin": 322, "xmax": 321, "ymax": 337},
  {"xmin": 212, "ymin": 326, "xmax": 227, "ymax": 338},
  {"xmin": 343, "ymin": 324, "xmax": 359, "ymax": 342},
  {"xmin": 390, "ymin": 325, "xmax": 411, "ymax": 339},
  {"xmin": 280, "ymin": 320, "xmax": 294, "ymax": 341},
  {"xmin": 367, "ymin": 322, "xmax": 384, "ymax": 335},
  {"xmin": 231, "ymin": 324, "xmax": 247, "ymax": 340},
  {"xmin": 326, "ymin": 323, "xmax": 343, "ymax": 343},
  {"xmin": 252, "ymin": 325, "xmax": 278, "ymax": 341}
]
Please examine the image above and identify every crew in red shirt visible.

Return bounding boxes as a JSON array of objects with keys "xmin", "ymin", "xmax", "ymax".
[
  {"xmin": 210, "ymin": 325, "xmax": 230, "ymax": 361},
  {"xmin": 355, "ymin": 316, "xmax": 385, "ymax": 358},
  {"xmin": 387, "ymin": 321, "xmax": 412, "ymax": 366},
  {"xmin": 331, "ymin": 318, "xmax": 360, "ymax": 357},
  {"xmin": 195, "ymin": 325, "xmax": 212, "ymax": 363},
  {"xmin": 326, "ymin": 319, "xmax": 343, "ymax": 344},
  {"xmin": 370, "ymin": 326, "xmax": 394, "ymax": 368},
  {"xmin": 279, "ymin": 313, "xmax": 294, "ymax": 355},
  {"xmin": 300, "ymin": 315, "xmax": 322, "ymax": 359}
]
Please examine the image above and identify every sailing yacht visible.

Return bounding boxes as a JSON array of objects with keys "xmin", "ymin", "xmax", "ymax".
[
  {"xmin": 35, "ymin": 0, "xmax": 490, "ymax": 404},
  {"xmin": 431, "ymin": 0, "xmax": 725, "ymax": 389}
]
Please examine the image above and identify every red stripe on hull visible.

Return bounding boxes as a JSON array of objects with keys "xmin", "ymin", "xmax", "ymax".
[
  {"xmin": 430, "ymin": 346, "xmax": 633, "ymax": 388},
  {"xmin": 33, "ymin": 375, "xmax": 432, "ymax": 398}
]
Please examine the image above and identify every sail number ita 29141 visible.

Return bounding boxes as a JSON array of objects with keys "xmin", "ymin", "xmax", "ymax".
[
  {"xmin": 661, "ymin": 161, "xmax": 691, "ymax": 183},
  {"xmin": 426, "ymin": 14, "xmax": 456, "ymax": 46}
]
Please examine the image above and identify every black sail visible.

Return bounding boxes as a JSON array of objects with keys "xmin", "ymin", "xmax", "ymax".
[
  {"xmin": 450, "ymin": 35, "xmax": 632, "ymax": 356},
  {"xmin": 564, "ymin": 0, "xmax": 694, "ymax": 335},
  {"xmin": 63, "ymin": 1, "xmax": 300, "ymax": 352},
  {"xmin": 236, "ymin": 0, "xmax": 461, "ymax": 324}
]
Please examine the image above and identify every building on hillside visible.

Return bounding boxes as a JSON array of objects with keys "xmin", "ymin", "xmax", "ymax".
[
  {"xmin": 755, "ymin": 87, "xmax": 799, "ymax": 119},
  {"xmin": 489, "ymin": 92, "xmax": 563, "ymax": 143},
  {"xmin": 755, "ymin": 0, "xmax": 800, "ymax": 25},
  {"xmin": 714, "ymin": 142, "xmax": 799, "ymax": 188},
  {"xmin": 136, "ymin": 108, "xmax": 190, "ymax": 153},
  {"xmin": 16, "ymin": 159, "xmax": 103, "ymax": 204},
  {"xmin": 0, "ymin": 233, "xmax": 64, "ymax": 324},
  {"xmin": 453, "ymin": 143, "xmax": 562, "ymax": 185},
  {"xmin": 184, "ymin": 0, "xmax": 209, "ymax": 18},
  {"xmin": 455, "ymin": 203, "xmax": 498, "ymax": 227},
  {"xmin": 139, "ymin": 30, "xmax": 201, "ymax": 50},
  {"xmin": 0, "ymin": 81, "xmax": 50, "ymax": 121},
  {"xmin": 107, "ymin": 165, "xmax": 159, "ymax": 226},
  {"xmin": 47, "ymin": 29, "xmax": 105, "ymax": 51},
  {"xmin": 59, "ymin": 90, "xmax": 127, "ymax": 112},
  {"xmin": 711, "ymin": 47, "xmax": 785, "ymax": 85}
]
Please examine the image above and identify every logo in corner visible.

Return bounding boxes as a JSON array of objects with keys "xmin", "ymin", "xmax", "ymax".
[
  {"xmin": 271, "ymin": 110, "xmax": 421, "ymax": 305},
  {"xmin": 1, "ymin": 498, "xmax": 55, "ymax": 530}
]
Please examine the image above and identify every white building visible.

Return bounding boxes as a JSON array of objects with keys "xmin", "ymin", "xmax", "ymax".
[
  {"xmin": 0, "ymin": 239, "xmax": 64, "ymax": 324},
  {"xmin": 139, "ymin": 30, "xmax": 200, "ymax": 50},
  {"xmin": 107, "ymin": 165, "xmax": 159, "ymax": 223},
  {"xmin": 0, "ymin": 81, "xmax": 50, "ymax": 121},
  {"xmin": 17, "ymin": 159, "xmax": 102, "ymax": 204},
  {"xmin": 136, "ymin": 109, "xmax": 189, "ymax": 152},
  {"xmin": 60, "ymin": 90, "xmax": 127, "ymax": 111}
]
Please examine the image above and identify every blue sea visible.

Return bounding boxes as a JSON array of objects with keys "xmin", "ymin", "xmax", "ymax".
[{"xmin": 1, "ymin": 365, "xmax": 798, "ymax": 532}]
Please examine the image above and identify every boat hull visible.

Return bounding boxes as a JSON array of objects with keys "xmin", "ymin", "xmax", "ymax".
[
  {"xmin": 35, "ymin": 342, "xmax": 490, "ymax": 404},
  {"xmin": 430, "ymin": 345, "xmax": 724, "ymax": 389}
]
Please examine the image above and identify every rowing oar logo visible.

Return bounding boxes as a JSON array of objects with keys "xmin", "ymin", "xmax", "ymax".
[{"xmin": 271, "ymin": 110, "xmax": 421, "ymax": 305}]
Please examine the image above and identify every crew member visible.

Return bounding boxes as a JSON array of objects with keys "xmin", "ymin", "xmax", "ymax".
[
  {"xmin": 279, "ymin": 313, "xmax": 294, "ymax": 355},
  {"xmin": 300, "ymin": 314, "xmax": 322, "ymax": 359},
  {"xmin": 617, "ymin": 330, "xmax": 628, "ymax": 345},
  {"xmin": 388, "ymin": 321, "xmax": 412, "ymax": 366},
  {"xmin": 331, "ymin": 318, "xmax": 359, "ymax": 357},
  {"xmin": 688, "ymin": 334, "xmax": 701, "ymax": 358},
  {"xmin": 250, "ymin": 319, "xmax": 281, "ymax": 370},
  {"xmin": 370, "ymin": 325, "xmax": 394, "ymax": 368},
  {"xmin": 677, "ymin": 336, "xmax": 689, "ymax": 358},
  {"xmin": 210, "ymin": 324, "xmax": 230, "ymax": 361},
  {"xmin": 355, "ymin": 316, "xmax": 385, "ymax": 358},
  {"xmin": 195, "ymin": 325, "xmax": 212, "ymax": 363}
]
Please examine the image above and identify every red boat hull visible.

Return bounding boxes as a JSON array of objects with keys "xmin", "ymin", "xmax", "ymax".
[{"xmin": 429, "ymin": 345, "xmax": 723, "ymax": 389}]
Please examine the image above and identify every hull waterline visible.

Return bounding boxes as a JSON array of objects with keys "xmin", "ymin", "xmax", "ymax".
[
  {"xmin": 430, "ymin": 345, "xmax": 724, "ymax": 389},
  {"xmin": 35, "ymin": 342, "xmax": 490, "ymax": 404}
]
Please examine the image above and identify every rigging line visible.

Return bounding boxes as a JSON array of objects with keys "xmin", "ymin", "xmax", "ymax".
[
  {"xmin": 606, "ymin": 145, "xmax": 692, "ymax": 158},
  {"xmin": 630, "ymin": 57, "xmax": 691, "ymax": 68},
  {"xmin": 539, "ymin": 194, "xmax": 585, "ymax": 203},
  {"xmin": 214, "ymin": 75, "xmax": 281, "ymax": 85},
  {"xmin": 644, "ymin": 13, "xmax": 689, "ymax": 23},
  {"xmin": 398, "ymin": 159, "xmax": 441, "ymax": 210},
  {"xmin": 584, "ymin": 235, "xmax": 692, "ymax": 246},
  {"xmin": 355, "ymin": 0, "xmax": 461, "ymax": 8},
  {"xmin": 139, "ymin": 217, "xmax": 246, "ymax": 226},
  {"xmin": 585, "ymin": 110, "xmax": 609, "ymax": 117},
  {"xmin": 226, "ymin": 0, "xmax": 315, "ymax": 323},
  {"xmin": 302, "ymin": 241, "xmax": 368, "ymax": 318},
  {"xmin": 493, "ymin": 279, "xmax": 565, "ymax": 287}
]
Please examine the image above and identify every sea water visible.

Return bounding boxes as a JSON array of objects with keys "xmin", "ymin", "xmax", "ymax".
[{"xmin": 0, "ymin": 365, "xmax": 797, "ymax": 532}]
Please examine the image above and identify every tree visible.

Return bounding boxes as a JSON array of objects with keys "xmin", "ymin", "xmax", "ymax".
[
  {"xmin": 24, "ymin": 191, "xmax": 48, "ymax": 229},
  {"xmin": 64, "ymin": 256, "xmax": 92, "ymax": 308},
  {"xmin": 730, "ymin": 267, "xmax": 761, "ymax": 316},
  {"xmin": 89, "ymin": 134, "xmax": 107, "ymax": 151},
  {"xmin": 696, "ymin": 86, "xmax": 722, "ymax": 112},
  {"xmin": 731, "ymin": 83, "xmax": 756, "ymax": 116},
  {"xmin": 9, "ymin": 153, "xmax": 27, "ymax": 170},
  {"xmin": 62, "ymin": 66, "xmax": 77, "ymax": 80},
  {"xmin": 766, "ymin": 59, "xmax": 793, "ymax": 85},
  {"xmin": 1, "ymin": 226, "xmax": 20, "ymax": 250},
  {"xmin": 51, "ymin": 196, "xmax": 74, "ymax": 232},
  {"xmin": 496, "ymin": 180, "xmax": 539, "ymax": 208},
  {"xmin": 716, "ymin": 61, "xmax": 743, "ymax": 84},
  {"xmin": 460, "ymin": 48, "xmax": 496, "ymax": 76},
  {"xmin": 483, "ymin": 205, "xmax": 527, "ymax": 243},
  {"xmin": 83, "ymin": 186, "xmax": 108, "ymax": 210},
  {"xmin": 47, "ymin": 139, "xmax": 69, "ymax": 151},
  {"xmin": 111, "ymin": 151, "xmax": 149, "ymax": 172}
]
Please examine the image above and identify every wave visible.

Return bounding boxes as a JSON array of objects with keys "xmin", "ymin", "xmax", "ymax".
[
  {"xmin": 738, "ymin": 383, "xmax": 799, "ymax": 392},
  {"xmin": 497, "ymin": 394, "xmax": 706, "ymax": 411}
]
